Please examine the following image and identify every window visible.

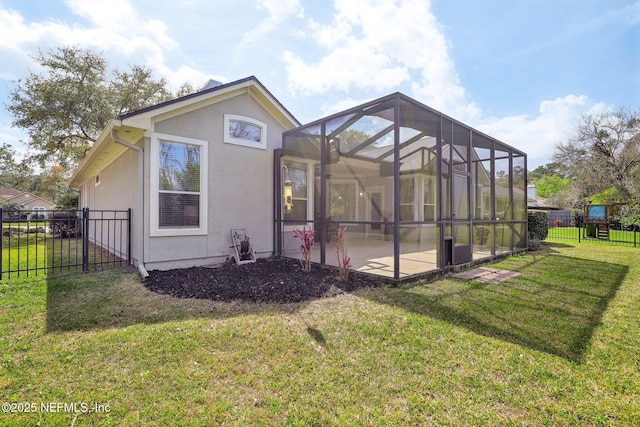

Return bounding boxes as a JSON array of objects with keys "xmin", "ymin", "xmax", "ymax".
[
  {"xmin": 95, "ymin": 172, "xmax": 102, "ymax": 187},
  {"xmin": 224, "ymin": 114, "xmax": 267, "ymax": 150},
  {"xmin": 151, "ymin": 133, "xmax": 208, "ymax": 236},
  {"xmin": 399, "ymin": 176, "xmax": 415, "ymax": 221},
  {"xmin": 32, "ymin": 206, "xmax": 46, "ymax": 220},
  {"xmin": 328, "ymin": 182, "xmax": 357, "ymax": 220},
  {"xmin": 423, "ymin": 176, "xmax": 435, "ymax": 220},
  {"xmin": 284, "ymin": 160, "xmax": 310, "ymax": 223}
]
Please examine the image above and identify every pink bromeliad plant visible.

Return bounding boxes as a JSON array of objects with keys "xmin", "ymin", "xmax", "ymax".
[
  {"xmin": 332, "ymin": 227, "xmax": 351, "ymax": 281},
  {"xmin": 292, "ymin": 226, "xmax": 315, "ymax": 272}
]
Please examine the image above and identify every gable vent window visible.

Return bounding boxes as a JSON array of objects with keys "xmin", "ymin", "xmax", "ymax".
[{"xmin": 224, "ymin": 114, "xmax": 267, "ymax": 150}]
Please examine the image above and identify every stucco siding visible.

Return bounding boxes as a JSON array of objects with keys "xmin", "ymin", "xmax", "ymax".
[
  {"xmin": 80, "ymin": 143, "xmax": 141, "ymax": 264},
  {"xmin": 146, "ymin": 92, "xmax": 287, "ymax": 269},
  {"xmin": 91, "ymin": 147, "xmax": 139, "ymax": 212}
]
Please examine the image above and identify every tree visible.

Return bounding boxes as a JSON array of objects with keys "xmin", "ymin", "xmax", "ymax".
[
  {"xmin": 109, "ymin": 66, "xmax": 171, "ymax": 117},
  {"xmin": 39, "ymin": 165, "xmax": 68, "ymax": 203},
  {"xmin": 528, "ymin": 162, "xmax": 566, "ymax": 181},
  {"xmin": 55, "ymin": 190, "xmax": 79, "ymax": 209},
  {"xmin": 553, "ymin": 107, "xmax": 640, "ymax": 202},
  {"xmin": 8, "ymin": 46, "xmax": 174, "ymax": 169},
  {"xmin": 615, "ymin": 202, "xmax": 640, "ymax": 228},
  {"xmin": 546, "ymin": 187, "xmax": 582, "ymax": 210},
  {"xmin": 0, "ymin": 143, "xmax": 33, "ymax": 190},
  {"xmin": 589, "ymin": 187, "xmax": 623, "ymax": 205},
  {"xmin": 535, "ymin": 174, "xmax": 570, "ymax": 198}
]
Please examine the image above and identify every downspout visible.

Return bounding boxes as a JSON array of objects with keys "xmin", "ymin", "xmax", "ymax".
[
  {"xmin": 111, "ymin": 129, "xmax": 149, "ymax": 279},
  {"xmin": 273, "ymin": 149, "xmax": 283, "ymax": 257}
]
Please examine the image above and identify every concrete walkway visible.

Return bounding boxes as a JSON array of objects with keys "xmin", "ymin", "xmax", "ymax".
[{"xmin": 452, "ymin": 267, "xmax": 521, "ymax": 284}]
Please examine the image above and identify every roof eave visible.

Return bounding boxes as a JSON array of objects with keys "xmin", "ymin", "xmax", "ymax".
[{"xmin": 69, "ymin": 120, "xmax": 143, "ymax": 189}]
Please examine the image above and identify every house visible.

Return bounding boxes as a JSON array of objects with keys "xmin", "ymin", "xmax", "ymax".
[
  {"xmin": 70, "ymin": 77, "xmax": 527, "ymax": 280},
  {"xmin": 0, "ymin": 189, "xmax": 56, "ymax": 220},
  {"xmin": 527, "ymin": 183, "xmax": 557, "ymax": 210},
  {"xmin": 69, "ymin": 76, "xmax": 300, "ymax": 276}
]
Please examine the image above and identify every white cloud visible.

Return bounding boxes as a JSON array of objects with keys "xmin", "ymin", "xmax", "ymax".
[
  {"xmin": 0, "ymin": 7, "xmax": 72, "ymax": 76},
  {"xmin": 477, "ymin": 95, "xmax": 608, "ymax": 168},
  {"xmin": 232, "ymin": 0, "xmax": 304, "ymax": 65},
  {"xmin": 283, "ymin": 48, "xmax": 409, "ymax": 94},
  {"xmin": 283, "ymin": 0, "xmax": 611, "ymax": 169},
  {"xmin": 0, "ymin": 0, "xmax": 210, "ymax": 90},
  {"xmin": 320, "ymin": 97, "xmax": 376, "ymax": 117},
  {"xmin": 65, "ymin": 0, "xmax": 177, "ymax": 49},
  {"xmin": 284, "ymin": 0, "xmax": 479, "ymax": 121}
]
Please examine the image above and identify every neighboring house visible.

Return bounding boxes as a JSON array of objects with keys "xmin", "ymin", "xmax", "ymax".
[
  {"xmin": 69, "ymin": 76, "xmax": 300, "ymax": 274},
  {"xmin": 0, "ymin": 190, "xmax": 56, "ymax": 220},
  {"xmin": 527, "ymin": 183, "xmax": 557, "ymax": 210},
  {"xmin": 70, "ymin": 76, "xmax": 527, "ymax": 280},
  {"xmin": 0, "ymin": 188, "xmax": 22, "ymax": 199}
]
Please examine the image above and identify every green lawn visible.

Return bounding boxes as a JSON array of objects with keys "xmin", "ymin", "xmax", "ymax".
[
  {"xmin": 1, "ymin": 242, "xmax": 639, "ymax": 425},
  {"xmin": 549, "ymin": 226, "xmax": 640, "ymax": 245},
  {"xmin": 2, "ymin": 234, "xmax": 123, "ymax": 277}
]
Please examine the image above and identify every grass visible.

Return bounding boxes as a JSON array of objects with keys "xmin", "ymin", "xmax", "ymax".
[
  {"xmin": 548, "ymin": 226, "xmax": 640, "ymax": 245},
  {"xmin": 2, "ymin": 234, "xmax": 124, "ymax": 277},
  {"xmin": 1, "ymin": 241, "xmax": 639, "ymax": 425},
  {"xmin": 2, "ymin": 220, "xmax": 48, "ymax": 228}
]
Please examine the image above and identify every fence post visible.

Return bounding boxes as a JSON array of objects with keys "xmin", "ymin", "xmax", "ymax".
[
  {"xmin": 578, "ymin": 224, "xmax": 581, "ymax": 243},
  {"xmin": 82, "ymin": 208, "xmax": 90, "ymax": 271},
  {"xmin": 127, "ymin": 208, "xmax": 132, "ymax": 266}
]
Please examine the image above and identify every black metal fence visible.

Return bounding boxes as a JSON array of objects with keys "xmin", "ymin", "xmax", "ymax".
[
  {"xmin": 1, "ymin": 208, "xmax": 131, "ymax": 279},
  {"xmin": 546, "ymin": 210, "xmax": 639, "ymax": 247}
]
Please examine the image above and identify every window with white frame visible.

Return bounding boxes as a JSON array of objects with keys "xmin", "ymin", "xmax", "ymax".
[
  {"xmin": 32, "ymin": 206, "xmax": 46, "ymax": 219},
  {"xmin": 151, "ymin": 133, "xmax": 208, "ymax": 236},
  {"xmin": 224, "ymin": 114, "xmax": 267, "ymax": 150},
  {"xmin": 423, "ymin": 176, "xmax": 435, "ymax": 220},
  {"xmin": 328, "ymin": 181, "xmax": 357, "ymax": 220},
  {"xmin": 399, "ymin": 176, "xmax": 415, "ymax": 221},
  {"xmin": 285, "ymin": 160, "xmax": 310, "ymax": 223}
]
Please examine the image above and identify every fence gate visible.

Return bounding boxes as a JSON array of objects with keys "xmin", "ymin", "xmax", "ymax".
[{"xmin": 1, "ymin": 208, "xmax": 131, "ymax": 279}]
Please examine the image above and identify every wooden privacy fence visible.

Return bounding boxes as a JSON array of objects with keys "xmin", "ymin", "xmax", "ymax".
[{"xmin": 1, "ymin": 208, "xmax": 131, "ymax": 279}]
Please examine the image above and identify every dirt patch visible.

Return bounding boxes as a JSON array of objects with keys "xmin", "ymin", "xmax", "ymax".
[{"xmin": 145, "ymin": 257, "xmax": 388, "ymax": 304}]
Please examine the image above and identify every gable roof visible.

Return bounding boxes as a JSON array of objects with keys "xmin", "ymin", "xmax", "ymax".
[
  {"xmin": 70, "ymin": 76, "xmax": 300, "ymax": 189},
  {"xmin": 118, "ymin": 76, "xmax": 298, "ymax": 126},
  {"xmin": 1, "ymin": 191, "xmax": 54, "ymax": 206},
  {"xmin": 0, "ymin": 187, "xmax": 22, "ymax": 199}
]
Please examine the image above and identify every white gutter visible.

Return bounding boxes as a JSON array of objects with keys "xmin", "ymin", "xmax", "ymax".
[{"xmin": 110, "ymin": 129, "xmax": 149, "ymax": 280}]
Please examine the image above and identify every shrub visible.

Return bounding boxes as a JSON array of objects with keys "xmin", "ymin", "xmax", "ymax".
[
  {"xmin": 571, "ymin": 209, "xmax": 584, "ymax": 228},
  {"xmin": 331, "ymin": 227, "xmax": 351, "ymax": 281},
  {"xmin": 528, "ymin": 237, "xmax": 544, "ymax": 251},
  {"xmin": 48, "ymin": 211, "xmax": 81, "ymax": 238},
  {"xmin": 292, "ymin": 226, "xmax": 314, "ymax": 272},
  {"xmin": 528, "ymin": 210, "xmax": 548, "ymax": 241}
]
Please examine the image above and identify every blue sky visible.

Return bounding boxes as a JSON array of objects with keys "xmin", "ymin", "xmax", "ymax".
[{"xmin": 0, "ymin": 0, "xmax": 638, "ymax": 169}]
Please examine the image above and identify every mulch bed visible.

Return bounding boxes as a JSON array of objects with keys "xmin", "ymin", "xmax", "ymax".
[{"xmin": 144, "ymin": 257, "xmax": 388, "ymax": 304}]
